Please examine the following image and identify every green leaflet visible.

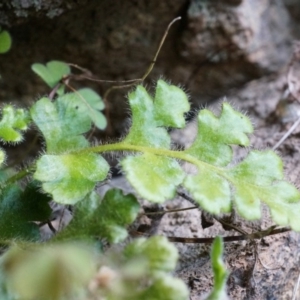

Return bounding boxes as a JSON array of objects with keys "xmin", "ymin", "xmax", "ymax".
[
  {"xmin": 229, "ymin": 150, "xmax": 283, "ymax": 185},
  {"xmin": 0, "ymin": 183, "xmax": 51, "ymax": 242},
  {"xmin": 34, "ymin": 153, "xmax": 109, "ymax": 204},
  {"xmin": 31, "ymin": 89, "xmax": 106, "ymax": 154},
  {"xmin": 228, "ymin": 150, "xmax": 284, "ymax": 219},
  {"xmin": 125, "ymin": 85, "xmax": 170, "ymax": 148},
  {"xmin": 73, "ymin": 88, "xmax": 107, "ymax": 129},
  {"xmin": 121, "ymin": 80, "xmax": 189, "ymax": 202},
  {"xmin": 125, "ymin": 80, "xmax": 190, "ymax": 148},
  {"xmin": 206, "ymin": 237, "xmax": 229, "ymax": 300},
  {"xmin": 153, "ymin": 80, "xmax": 190, "ymax": 128},
  {"xmin": 57, "ymin": 88, "xmax": 107, "ymax": 131},
  {"xmin": 31, "ymin": 59, "xmax": 106, "ymax": 129},
  {"xmin": 184, "ymin": 169, "xmax": 231, "ymax": 214},
  {"xmin": 30, "ymin": 96, "xmax": 90, "ymax": 154},
  {"xmin": 56, "ymin": 189, "xmax": 140, "ymax": 243},
  {"xmin": 31, "ymin": 60, "xmax": 70, "ymax": 89},
  {"xmin": 0, "ymin": 28, "xmax": 11, "ymax": 54},
  {"xmin": 175, "ymin": 103, "xmax": 300, "ymax": 229},
  {"xmin": 31, "ymin": 89, "xmax": 107, "ymax": 204},
  {"xmin": 184, "ymin": 103, "xmax": 253, "ymax": 166},
  {"xmin": 226, "ymin": 150, "xmax": 300, "ymax": 227},
  {"xmin": 122, "ymin": 154, "xmax": 185, "ymax": 203},
  {"xmin": 184, "ymin": 152, "xmax": 300, "ymax": 230},
  {"xmin": 0, "ymin": 105, "xmax": 29, "ymax": 143}
]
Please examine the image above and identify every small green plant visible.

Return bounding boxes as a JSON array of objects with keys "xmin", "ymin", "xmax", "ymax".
[
  {"xmin": 29, "ymin": 71, "xmax": 300, "ymax": 229},
  {"xmin": 0, "ymin": 27, "xmax": 11, "ymax": 54},
  {"xmin": 206, "ymin": 237, "xmax": 229, "ymax": 300},
  {"xmin": 0, "ymin": 58, "xmax": 299, "ymax": 299},
  {"xmin": 0, "ymin": 27, "xmax": 12, "ymax": 81},
  {"xmin": 1, "ymin": 236, "xmax": 190, "ymax": 300},
  {"xmin": 31, "ymin": 61, "xmax": 106, "ymax": 129}
]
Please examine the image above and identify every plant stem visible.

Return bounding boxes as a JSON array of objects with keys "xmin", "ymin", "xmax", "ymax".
[
  {"xmin": 80, "ymin": 142, "xmax": 223, "ymax": 172},
  {"xmin": 1, "ymin": 166, "xmax": 33, "ymax": 186},
  {"xmin": 3, "ymin": 142, "xmax": 230, "ymax": 186}
]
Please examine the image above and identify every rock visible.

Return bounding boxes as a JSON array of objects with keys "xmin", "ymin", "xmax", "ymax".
[
  {"xmin": 0, "ymin": 0, "xmax": 298, "ymax": 136},
  {"xmin": 0, "ymin": 1, "xmax": 88, "ymax": 25},
  {"xmin": 177, "ymin": 0, "xmax": 293, "ymax": 102}
]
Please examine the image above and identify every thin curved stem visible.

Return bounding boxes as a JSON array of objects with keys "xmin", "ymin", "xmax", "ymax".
[
  {"xmin": 102, "ymin": 16, "xmax": 181, "ymax": 101},
  {"xmin": 1, "ymin": 166, "xmax": 33, "ymax": 187}
]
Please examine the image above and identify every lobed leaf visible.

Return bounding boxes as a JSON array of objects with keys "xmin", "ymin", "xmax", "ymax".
[
  {"xmin": 0, "ymin": 183, "xmax": 51, "ymax": 242},
  {"xmin": 125, "ymin": 85, "xmax": 170, "ymax": 148},
  {"xmin": 56, "ymin": 189, "xmax": 140, "ymax": 243},
  {"xmin": 184, "ymin": 169, "xmax": 231, "ymax": 214},
  {"xmin": 32, "ymin": 91, "xmax": 108, "ymax": 205},
  {"xmin": 225, "ymin": 150, "xmax": 300, "ymax": 227},
  {"xmin": 28, "ymin": 79, "xmax": 300, "ymax": 233},
  {"xmin": 0, "ymin": 105, "xmax": 29, "ymax": 143},
  {"xmin": 31, "ymin": 60, "xmax": 70, "ymax": 88},
  {"xmin": 30, "ymin": 96, "xmax": 91, "ymax": 153},
  {"xmin": 34, "ymin": 153, "xmax": 109, "ymax": 204},
  {"xmin": 119, "ymin": 82, "xmax": 300, "ymax": 230},
  {"xmin": 76, "ymin": 88, "xmax": 105, "ymax": 110},
  {"xmin": 121, "ymin": 80, "xmax": 189, "ymax": 202},
  {"xmin": 179, "ymin": 104, "xmax": 300, "ymax": 229},
  {"xmin": 59, "ymin": 88, "xmax": 106, "ymax": 130},
  {"xmin": 229, "ymin": 150, "xmax": 283, "ymax": 185},
  {"xmin": 122, "ymin": 153, "xmax": 185, "ymax": 203},
  {"xmin": 184, "ymin": 103, "xmax": 253, "ymax": 166},
  {"xmin": 125, "ymin": 80, "xmax": 190, "ymax": 148},
  {"xmin": 153, "ymin": 79, "xmax": 190, "ymax": 128}
]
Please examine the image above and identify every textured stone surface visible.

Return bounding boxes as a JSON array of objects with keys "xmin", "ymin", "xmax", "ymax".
[
  {"xmin": 0, "ymin": 0, "xmax": 88, "ymax": 25},
  {"xmin": 0, "ymin": 0, "xmax": 187, "ymax": 136},
  {"xmin": 181, "ymin": 0, "xmax": 292, "ymax": 69},
  {"xmin": 177, "ymin": 0, "xmax": 294, "ymax": 102},
  {"xmin": 0, "ymin": 0, "xmax": 298, "ymax": 137}
]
